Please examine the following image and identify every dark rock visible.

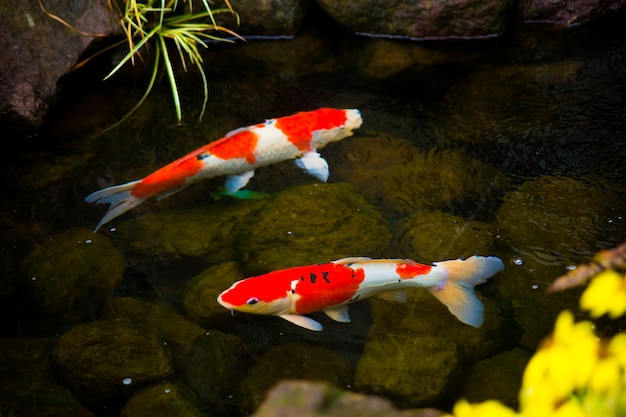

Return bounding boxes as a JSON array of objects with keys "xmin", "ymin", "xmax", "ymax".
[
  {"xmin": 23, "ymin": 228, "xmax": 126, "ymax": 323},
  {"xmin": 112, "ymin": 198, "xmax": 268, "ymax": 263},
  {"xmin": 0, "ymin": 380, "xmax": 95, "ymax": 417},
  {"xmin": 462, "ymin": 348, "xmax": 532, "ymax": 409},
  {"xmin": 0, "ymin": 0, "xmax": 119, "ymax": 136},
  {"xmin": 0, "ymin": 338, "xmax": 54, "ymax": 381},
  {"xmin": 101, "ymin": 297, "xmax": 207, "ymax": 369},
  {"xmin": 239, "ymin": 342, "xmax": 354, "ymax": 414},
  {"xmin": 367, "ymin": 289, "xmax": 505, "ymax": 362},
  {"xmin": 354, "ymin": 334, "xmax": 460, "ymax": 408},
  {"xmin": 183, "ymin": 261, "xmax": 248, "ymax": 326},
  {"xmin": 392, "ymin": 210, "xmax": 499, "ymax": 264},
  {"xmin": 182, "ymin": 330, "xmax": 253, "ymax": 414},
  {"xmin": 56, "ymin": 318, "xmax": 174, "ymax": 393},
  {"xmin": 121, "ymin": 382, "xmax": 205, "ymax": 417},
  {"xmin": 230, "ymin": 0, "xmax": 310, "ymax": 37},
  {"xmin": 328, "ymin": 134, "xmax": 509, "ymax": 219},
  {"xmin": 315, "ymin": 0, "xmax": 516, "ymax": 40},
  {"xmin": 520, "ymin": 0, "xmax": 626, "ymax": 26},
  {"xmin": 238, "ymin": 183, "xmax": 391, "ymax": 274},
  {"xmin": 250, "ymin": 380, "xmax": 445, "ymax": 417}
]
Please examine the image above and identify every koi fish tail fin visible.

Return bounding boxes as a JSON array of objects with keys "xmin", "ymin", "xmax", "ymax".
[
  {"xmin": 428, "ymin": 256, "xmax": 505, "ymax": 328},
  {"xmin": 84, "ymin": 180, "xmax": 145, "ymax": 232}
]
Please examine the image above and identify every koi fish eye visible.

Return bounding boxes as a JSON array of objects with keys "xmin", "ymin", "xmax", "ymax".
[{"xmin": 247, "ymin": 297, "xmax": 259, "ymax": 305}]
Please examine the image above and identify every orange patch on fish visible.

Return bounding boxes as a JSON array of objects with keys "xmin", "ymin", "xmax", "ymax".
[
  {"xmin": 276, "ymin": 108, "xmax": 348, "ymax": 152},
  {"xmin": 131, "ymin": 156, "xmax": 204, "ymax": 198},
  {"xmin": 207, "ymin": 129, "xmax": 259, "ymax": 164},
  {"xmin": 396, "ymin": 262, "xmax": 433, "ymax": 279},
  {"xmin": 293, "ymin": 263, "xmax": 365, "ymax": 314}
]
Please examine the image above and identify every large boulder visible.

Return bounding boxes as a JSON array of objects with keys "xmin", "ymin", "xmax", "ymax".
[
  {"xmin": 315, "ymin": 0, "xmax": 516, "ymax": 40},
  {"xmin": 520, "ymin": 0, "xmax": 626, "ymax": 26}
]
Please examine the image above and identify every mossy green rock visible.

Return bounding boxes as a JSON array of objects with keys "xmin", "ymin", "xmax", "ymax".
[
  {"xmin": 182, "ymin": 330, "xmax": 253, "ymax": 414},
  {"xmin": 0, "ymin": 380, "xmax": 95, "ymax": 417},
  {"xmin": 101, "ymin": 297, "xmax": 207, "ymax": 368},
  {"xmin": 393, "ymin": 210, "xmax": 499, "ymax": 263},
  {"xmin": 57, "ymin": 318, "xmax": 173, "ymax": 393},
  {"xmin": 461, "ymin": 348, "xmax": 531, "ymax": 409},
  {"xmin": 354, "ymin": 334, "xmax": 460, "ymax": 407},
  {"xmin": 121, "ymin": 382, "xmax": 205, "ymax": 417},
  {"xmin": 496, "ymin": 175, "xmax": 625, "ymax": 265},
  {"xmin": 238, "ymin": 183, "xmax": 391, "ymax": 274},
  {"xmin": 251, "ymin": 380, "xmax": 443, "ymax": 417},
  {"xmin": 183, "ymin": 261, "xmax": 247, "ymax": 326},
  {"xmin": 239, "ymin": 342, "xmax": 354, "ymax": 414},
  {"xmin": 23, "ymin": 227, "xmax": 126, "ymax": 321},
  {"xmin": 367, "ymin": 288, "xmax": 505, "ymax": 362},
  {"xmin": 327, "ymin": 134, "xmax": 508, "ymax": 217},
  {"xmin": 112, "ymin": 198, "xmax": 268, "ymax": 262}
]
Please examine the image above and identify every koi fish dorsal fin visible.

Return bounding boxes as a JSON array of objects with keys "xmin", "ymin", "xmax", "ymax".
[
  {"xmin": 323, "ymin": 305, "xmax": 351, "ymax": 322},
  {"xmin": 332, "ymin": 257, "xmax": 372, "ymax": 265},
  {"xmin": 279, "ymin": 314, "xmax": 324, "ymax": 331},
  {"xmin": 378, "ymin": 290, "xmax": 408, "ymax": 303}
]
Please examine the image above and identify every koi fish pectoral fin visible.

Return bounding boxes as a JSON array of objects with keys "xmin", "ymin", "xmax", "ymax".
[
  {"xmin": 279, "ymin": 314, "xmax": 324, "ymax": 331},
  {"xmin": 323, "ymin": 305, "xmax": 351, "ymax": 323},
  {"xmin": 294, "ymin": 151, "xmax": 329, "ymax": 182},
  {"xmin": 224, "ymin": 170, "xmax": 256, "ymax": 195}
]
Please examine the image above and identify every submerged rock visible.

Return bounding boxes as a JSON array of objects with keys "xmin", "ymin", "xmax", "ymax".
[
  {"xmin": 239, "ymin": 342, "xmax": 353, "ymax": 414},
  {"xmin": 121, "ymin": 382, "xmax": 205, "ymax": 417},
  {"xmin": 23, "ymin": 228, "xmax": 126, "ymax": 323},
  {"xmin": 0, "ymin": 380, "xmax": 95, "ymax": 417},
  {"xmin": 183, "ymin": 261, "xmax": 247, "ymax": 326},
  {"xmin": 354, "ymin": 334, "xmax": 460, "ymax": 408},
  {"xmin": 393, "ymin": 210, "xmax": 499, "ymax": 263},
  {"xmin": 251, "ymin": 380, "xmax": 444, "ymax": 417},
  {"xmin": 238, "ymin": 183, "xmax": 391, "ymax": 274},
  {"xmin": 101, "ymin": 297, "xmax": 207, "ymax": 369},
  {"xmin": 496, "ymin": 175, "xmax": 625, "ymax": 265},
  {"xmin": 229, "ymin": 0, "xmax": 310, "ymax": 37},
  {"xmin": 56, "ymin": 318, "xmax": 173, "ymax": 394},
  {"xmin": 520, "ymin": 0, "xmax": 626, "ymax": 26},
  {"xmin": 328, "ymin": 134, "xmax": 508, "ymax": 218},
  {"xmin": 112, "ymin": 198, "xmax": 268, "ymax": 263},
  {"xmin": 461, "ymin": 348, "xmax": 532, "ymax": 409},
  {"xmin": 182, "ymin": 330, "xmax": 253, "ymax": 415}
]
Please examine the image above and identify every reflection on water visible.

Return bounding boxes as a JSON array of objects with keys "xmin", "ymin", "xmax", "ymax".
[{"xmin": 1, "ymin": 12, "xmax": 626, "ymax": 417}]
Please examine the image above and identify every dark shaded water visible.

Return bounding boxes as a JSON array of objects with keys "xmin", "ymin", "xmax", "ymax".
[{"xmin": 1, "ymin": 9, "xmax": 626, "ymax": 417}]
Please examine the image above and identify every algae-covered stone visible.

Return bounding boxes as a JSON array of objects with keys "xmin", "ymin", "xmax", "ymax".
[
  {"xmin": 23, "ymin": 227, "xmax": 126, "ymax": 321},
  {"xmin": 101, "ymin": 297, "xmax": 207, "ymax": 368},
  {"xmin": 393, "ymin": 210, "xmax": 499, "ymax": 263},
  {"xmin": 183, "ymin": 330, "xmax": 253, "ymax": 414},
  {"xmin": 367, "ymin": 288, "xmax": 505, "ymax": 362},
  {"xmin": 238, "ymin": 183, "xmax": 391, "ymax": 273},
  {"xmin": 0, "ymin": 338, "xmax": 53, "ymax": 381},
  {"xmin": 112, "ymin": 198, "xmax": 268, "ymax": 263},
  {"xmin": 57, "ymin": 318, "xmax": 173, "ymax": 393},
  {"xmin": 461, "ymin": 348, "xmax": 531, "ymax": 409},
  {"xmin": 251, "ymin": 380, "xmax": 443, "ymax": 417},
  {"xmin": 0, "ymin": 380, "xmax": 95, "ymax": 417},
  {"xmin": 354, "ymin": 334, "xmax": 460, "ymax": 407},
  {"xmin": 183, "ymin": 261, "xmax": 247, "ymax": 326},
  {"xmin": 240, "ymin": 342, "xmax": 353, "ymax": 414},
  {"xmin": 327, "ymin": 134, "xmax": 508, "ymax": 217},
  {"xmin": 121, "ymin": 382, "xmax": 205, "ymax": 417},
  {"xmin": 496, "ymin": 175, "xmax": 625, "ymax": 265}
]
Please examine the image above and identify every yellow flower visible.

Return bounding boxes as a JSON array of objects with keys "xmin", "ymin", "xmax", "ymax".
[
  {"xmin": 580, "ymin": 270, "xmax": 626, "ymax": 319},
  {"xmin": 447, "ymin": 399, "xmax": 517, "ymax": 417}
]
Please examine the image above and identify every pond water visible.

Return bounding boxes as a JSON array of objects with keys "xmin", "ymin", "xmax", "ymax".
[{"xmin": 1, "ymin": 9, "xmax": 626, "ymax": 417}]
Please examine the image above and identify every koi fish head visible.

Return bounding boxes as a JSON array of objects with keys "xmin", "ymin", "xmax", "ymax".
[
  {"xmin": 310, "ymin": 108, "xmax": 363, "ymax": 149},
  {"xmin": 217, "ymin": 275, "xmax": 294, "ymax": 316}
]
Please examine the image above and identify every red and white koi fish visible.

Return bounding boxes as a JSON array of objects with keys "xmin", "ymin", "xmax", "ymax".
[
  {"xmin": 85, "ymin": 108, "xmax": 363, "ymax": 232},
  {"xmin": 217, "ymin": 256, "xmax": 504, "ymax": 331}
]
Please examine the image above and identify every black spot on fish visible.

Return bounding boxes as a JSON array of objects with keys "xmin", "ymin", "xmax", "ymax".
[
  {"xmin": 300, "ymin": 276, "xmax": 305, "ymax": 281},
  {"xmin": 310, "ymin": 273, "xmax": 317, "ymax": 284},
  {"xmin": 322, "ymin": 271, "xmax": 330, "ymax": 283},
  {"xmin": 196, "ymin": 153, "xmax": 209, "ymax": 161},
  {"xmin": 349, "ymin": 294, "xmax": 361, "ymax": 303},
  {"xmin": 291, "ymin": 289, "xmax": 295, "ymax": 294}
]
